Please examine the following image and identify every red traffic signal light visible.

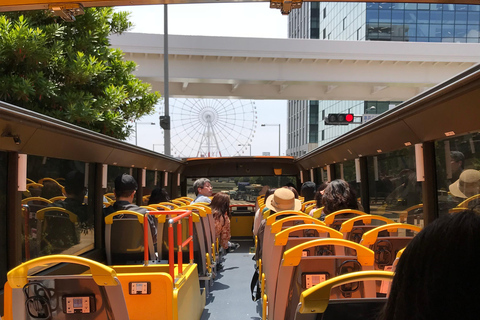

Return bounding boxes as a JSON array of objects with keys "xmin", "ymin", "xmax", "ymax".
[{"xmin": 325, "ymin": 113, "xmax": 355, "ymax": 125}]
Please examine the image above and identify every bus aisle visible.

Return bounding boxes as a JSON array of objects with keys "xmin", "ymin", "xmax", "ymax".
[{"xmin": 201, "ymin": 239, "xmax": 260, "ymax": 320}]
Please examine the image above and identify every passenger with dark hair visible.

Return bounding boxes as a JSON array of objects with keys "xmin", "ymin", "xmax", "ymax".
[
  {"xmin": 309, "ymin": 182, "xmax": 329, "ymax": 217},
  {"xmin": 148, "ymin": 187, "xmax": 170, "ymax": 205},
  {"xmin": 210, "ymin": 193, "xmax": 231, "ymax": 251},
  {"xmin": 300, "ymin": 181, "xmax": 316, "ymax": 201},
  {"xmin": 450, "ymin": 150, "xmax": 465, "ymax": 183},
  {"xmin": 105, "ymin": 174, "xmax": 157, "ymax": 242},
  {"xmin": 49, "ymin": 171, "xmax": 88, "ymax": 223},
  {"xmin": 284, "ymin": 185, "xmax": 299, "ymax": 199},
  {"xmin": 380, "ymin": 209, "xmax": 480, "ymax": 320},
  {"xmin": 320, "ymin": 179, "xmax": 359, "ymax": 220},
  {"xmin": 192, "ymin": 178, "xmax": 213, "ymax": 204}
]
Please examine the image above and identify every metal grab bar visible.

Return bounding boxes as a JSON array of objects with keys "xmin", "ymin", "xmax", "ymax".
[{"xmin": 142, "ymin": 210, "xmax": 194, "ymax": 280}]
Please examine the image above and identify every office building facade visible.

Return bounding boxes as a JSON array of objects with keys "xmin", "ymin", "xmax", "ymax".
[{"xmin": 287, "ymin": 2, "xmax": 480, "ymax": 157}]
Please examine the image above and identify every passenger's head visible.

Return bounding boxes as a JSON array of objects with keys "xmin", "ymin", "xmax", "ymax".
[
  {"xmin": 64, "ymin": 171, "xmax": 86, "ymax": 200},
  {"xmin": 210, "ymin": 192, "xmax": 230, "ymax": 217},
  {"xmin": 321, "ymin": 179, "xmax": 358, "ymax": 215},
  {"xmin": 450, "ymin": 151, "xmax": 465, "ymax": 171},
  {"xmin": 41, "ymin": 180, "xmax": 63, "ymax": 199},
  {"xmin": 381, "ymin": 210, "xmax": 480, "ymax": 320},
  {"xmin": 114, "ymin": 174, "xmax": 138, "ymax": 200},
  {"xmin": 449, "ymin": 169, "xmax": 480, "ymax": 199},
  {"xmin": 148, "ymin": 187, "xmax": 170, "ymax": 205},
  {"xmin": 300, "ymin": 181, "xmax": 316, "ymax": 201},
  {"xmin": 265, "ymin": 188, "xmax": 301, "ymax": 213},
  {"xmin": 315, "ymin": 182, "xmax": 329, "ymax": 209},
  {"xmin": 284, "ymin": 186, "xmax": 299, "ymax": 199},
  {"xmin": 193, "ymin": 178, "xmax": 212, "ymax": 196}
]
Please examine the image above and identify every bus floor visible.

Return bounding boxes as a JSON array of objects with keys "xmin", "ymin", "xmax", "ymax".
[{"xmin": 201, "ymin": 238, "xmax": 260, "ymax": 320}]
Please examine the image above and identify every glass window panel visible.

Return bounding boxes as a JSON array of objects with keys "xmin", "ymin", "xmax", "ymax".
[
  {"xmin": 429, "ymin": 37, "xmax": 442, "ymax": 42},
  {"xmin": 404, "ymin": 10, "xmax": 417, "ymax": 23},
  {"xmin": 443, "ymin": 4, "xmax": 455, "ymax": 11},
  {"xmin": 467, "ymin": 24, "xmax": 480, "ymax": 37},
  {"xmin": 455, "ymin": 24, "xmax": 467, "ymax": 38},
  {"xmin": 378, "ymin": 3, "xmax": 392, "ymax": 10},
  {"xmin": 408, "ymin": 24, "xmax": 417, "ymax": 37},
  {"xmin": 435, "ymin": 132, "xmax": 480, "ymax": 217},
  {"xmin": 456, "ymin": 4, "xmax": 468, "ymax": 11},
  {"xmin": 379, "ymin": 10, "xmax": 392, "ymax": 23},
  {"xmin": 367, "ymin": 10, "xmax": 379, "ymax": 23},
  {"xmin": 404, "ymin": 3, "xmax": 417, "ymax": 10},
  {"xmin": 418, "ymin": 3, "xmax": 429, "ymax": 10},
  {"xmin": 442, "ymin": 25, "xmax": 455, "ymax": 37},
  {"xmin": 431, "ymin": 4, "xmax": 443, "ymax": 11},
  {"xmin": 416, "ymin": 37, "xmax": 428, "ymax": 42},
  {"xmin": 468, "ymin": 5, "xmax": 480, "ymax": 12},
  {"xmin": 466, "ymin": 37, "xmax": 480, "ymax": 43},
  {"xmin": 392, "ymin": 3, "xmax": 405, "ymax": 10},
  {"xmin": 417, "ymin": 11, "xmax": 429, "ymax": 23},
  {"xmin": 24, "ymin": 156, "xmax": 94, "ymax": 262},
  {"xmin": 367, "ymin": 3, "xmax": 379, "ymax": 9},
  {"xmin": 468, "ymin": 12, "xmax": 480, "ymax": 23},
  {"xmin": 430, "ymin": 11, "xmax": 442, "ymax": 24},
  {"xmin": 443, "ymin": 11, "xmax": 455, "ymax": 24},
  {"xmin": 368, "ymin": 147, "xmax": 422, "ymax": 226},
  {"xmin": 430, "ymin": 24, "xmax": 442, "ymax": 37},
  {"xmin": 392, "ymin": 10, "xmax": 404, "ymax": 23},
  {"xmin": 0, "ymin": 152, "xmax": 7, "ymax": 287},
  {"xmin": 455, "ymin": 11, "xmax": 468, "ymax": 24},
  {"xmin": 454, "ymin": 38, "xmax": 467, "ymax": 43}
]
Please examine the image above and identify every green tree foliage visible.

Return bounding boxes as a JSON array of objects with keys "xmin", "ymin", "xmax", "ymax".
[{"xmin": 0, "ymin": 8, "xmax": 160, "ymax": 139}]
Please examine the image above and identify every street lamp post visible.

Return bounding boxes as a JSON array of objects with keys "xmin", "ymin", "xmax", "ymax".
[
  {"xmin": 261, "ymin": 124, "xmax": 281, "ymax": 156},
  {"xmin": 238, "ymin": 144, "xmax": 251, "ymax": 156},
  {"xmin": 135, "ymin": 122, "xmax": 155, "ymax": 145}
]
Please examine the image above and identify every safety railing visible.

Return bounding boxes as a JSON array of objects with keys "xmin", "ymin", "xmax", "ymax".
[{"xmin": 142, "ymin": 210, "xmax": 194, "ymax": 280}]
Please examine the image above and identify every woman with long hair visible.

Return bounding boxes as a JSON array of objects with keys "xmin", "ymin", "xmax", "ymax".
[{"xmin": 210, "ymin": 192, "xmax": 231, "ymax": 250}]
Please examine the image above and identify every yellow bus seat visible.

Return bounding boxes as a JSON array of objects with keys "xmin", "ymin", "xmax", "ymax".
[
  {"xmin": 265, "ymin": 225, "xmax": 343, "ymax": 318},
  {"xmin": 4, "ymin": 255, "xmax": 129, "ymax": 320},
  {"xmin": 324, "ymin": 209, "xmax": 367, "ymax": 231},
  {"xmin": 36, "ymin": 207, "xmax": 79, "ymax": 255},
  {"xmin": 274, "ymin": 238, "xmax": 375, "ymax": 320},
  {"xmin": 302, "ymin": 200, "xmax": 317, "ymax": 212},
  {"xmin": 296, "ymin": 270, "xmax": 394, "ymax": 320},
  {"xmin": 360, "ymin": 223, "xmax": 421, "ymax": 270},
  {"xmin": 104, "ymin": 210, "xmax": 156, "ymax": 265},
  {"xmin": 340, "ymin": 215, "xmax": 396, "ymax": 243}
]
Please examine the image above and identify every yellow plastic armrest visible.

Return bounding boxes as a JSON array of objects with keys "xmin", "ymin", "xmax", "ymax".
[
  {"xmin": 104, "ymin": 210, "xmax": 146, "ymax": 225},
  {"xmin": 340, "ymin": 215, "xmax": 396, "ymax": 233},
  {"xmin": 274, "ymin": 225, "xmax": 342, "ymax": 246},
  {"xmin": 271, "ymin": 216, "xmax": 325, "ymax": 233},
  {"xmin": 324, "ymin": 209, "xmax": 366, "ymax": 226},
  {"xmin": 299, "ymin": 270, "xmax": 394, "ymax": 314},
  {"xmin": 360, "ymin": 223, "xmax": 422, "ymax": 246},
  {"xmin": 282, "ymin": 238, "xmax": 374, "ymax": 267},
  {"xmin": 266, "ymin": 211, "xmax": 308, "ymax": 226},
  {"xmin": 7, "ymin": 255, "xmax": 117, "ymax": 288}
]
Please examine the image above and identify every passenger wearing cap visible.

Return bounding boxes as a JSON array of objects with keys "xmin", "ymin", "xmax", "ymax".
[
  {"xmin": 105, "ymin": 174, "xmax": 157, "ymax": 242},
  {"xmin": 449, "ymin": 169, "xmax": 480, "ymax": 202},
  {"xmin": 254, "ymin": 188, "xmax": 301, "ymax": 261}
]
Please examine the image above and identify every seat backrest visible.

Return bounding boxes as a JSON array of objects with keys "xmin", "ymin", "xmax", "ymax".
[
  {"xmin": 340, "ymin": 215, "xmax": 395, "ymax": 244},
  {"xmin": 265, "ymin": 225, "xmax": 343, "ymax": 318},
  {"xmin": 294, "ymin": 271, "xmax": 394, "ymax": 320},
  {"xmin": 4, "ymin": 255, "xmax": 129, "ymax": 320},
  {"xmin": 360, "ymin": 223, "xmax": 421, "ymax": 270},
  {"xmin": 274, "ymin": 238, "xmax": 375, "ymax": 320},
  {"xmin": 324, "ymin": 210, "xmax": 367, "ymax": 231},
  {"xmin": 36, "ymin": 207, "xmax": 79, "ymax": 255},
  {"xmin": 105, "ymin": 210, "xmax": 156, "ymax": 265}
]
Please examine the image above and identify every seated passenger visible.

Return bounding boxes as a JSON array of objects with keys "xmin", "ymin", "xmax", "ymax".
[
  {"xmin": 449, "ymin": 169, "xmax": 480, "ymax": 203},
  {"xmin": 210, "ymin": 193, "xmax": 231, "ymax": 251},
  {"xmin": 49, "ymin": 170, "xmax": 89, "ymax": 225},
  {"xmin": 148, "ymin": 187, "xmax": 171, "ymax": 205},
  {"xmin": 320, "ymin": 179, "xmax": 359, "ymax": 220},
  {"xmin": 105, "ymin": 174, "xmax": 157, "ymax": 243},
  {"xmin": 192, "ymin": 178, "xmax": 213, "ymax": 204},
  {"xmin": 300, "ymin": 181, "xmax": 316, "ymax": 202},
  {"xmin": 380, "ymin": 209, "xmax": 480, "ymax": 320},
  {"xmin": 253, "ymin": 188, "xmax": 276, "ymax": 236}
]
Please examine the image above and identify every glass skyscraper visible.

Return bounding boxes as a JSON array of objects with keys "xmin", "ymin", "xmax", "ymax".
[{"xmin": 286, "ymin": 2, "xmax": 480, "ymax": 157}]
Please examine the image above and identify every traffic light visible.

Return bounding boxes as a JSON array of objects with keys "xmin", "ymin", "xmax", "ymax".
[{"xmin": 325, "ymin": 113, "xmax": 355, "ymax": 125}]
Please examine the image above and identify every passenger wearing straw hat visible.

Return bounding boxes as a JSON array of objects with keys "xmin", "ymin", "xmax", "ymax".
[{"xmin": 449, "ymin": 169, "xmax": 480, "ymax": 199}]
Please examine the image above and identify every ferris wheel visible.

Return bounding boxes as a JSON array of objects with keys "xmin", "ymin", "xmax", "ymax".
[{"xmin": 161, "ymin": 99, "xmax": 257, "ymax": 158}]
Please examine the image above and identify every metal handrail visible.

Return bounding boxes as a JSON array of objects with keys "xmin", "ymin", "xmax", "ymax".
[{"xmin": 142, "ymin": 210, "xmax": 194, "ymax": 280}]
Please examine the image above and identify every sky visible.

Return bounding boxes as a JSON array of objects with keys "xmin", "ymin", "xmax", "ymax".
[{"xmin": 115, "ymin": 4, "xmax": 290, "ymax": 157}]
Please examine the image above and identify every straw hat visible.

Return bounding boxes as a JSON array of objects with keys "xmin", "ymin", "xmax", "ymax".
[
  {"xmin": 449, "ymin": 169, "xmax": 480, "ymax": 198},
  {"xmin": 265, "ymin": 188, "xmax": 302, "ymax": 212}
]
